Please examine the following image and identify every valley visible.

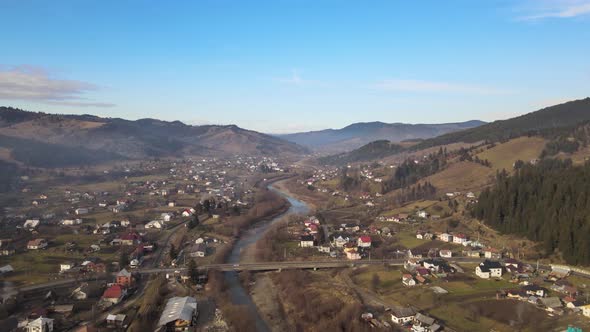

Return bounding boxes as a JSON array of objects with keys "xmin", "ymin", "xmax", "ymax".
[{"xmin": 2, "ymin": 99, "xmax": 590, "ymax": 332}]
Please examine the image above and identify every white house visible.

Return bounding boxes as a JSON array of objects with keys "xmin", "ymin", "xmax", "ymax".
[
  {"xmin": 300, "ymin": 235, "xmax": 315, "ymax": 248},
  {"xmin": 145, "ymin": 220, "xmax": 164, "ymax": 229},
  {"xmin": 23, "ymin": 219, "xmax": 40, "ymax": 229},
  {"xmin": 345, "ymin": 249, "xmax": 361, "ymax": 260},
  {"xmin": 390, "ymin": 307, "xmax": 416, "ymax": 325},
  {"xmin": 453, "ymin": 234, "xmax": 468, "ymax": 245},
  {"xmin": 475, "ymin": 260, "xmax": 503, "ymax": 279},
  {"xmin": 439, "ymin": 233, "xmax": 453, "ymax": 242},
  {"xmin": 75, "ymin": 208, "xmax": 89, "ymax": 215},
  {"xmin": 60, "ymin": 262, "xmax": 76, "ymax": 272},
  {"xmin": 417, "ymin": 211, "xmax": 429, "ymax": 218},
  {"xmin": 161, "ymin": 213, "xmax": 173, "ymax": 222},
  {"xmin": 402, "ymin": 274, "xmax": 417, "ymax": 287},
  {"xmin": 61, "ymin": 219, "xmax": 82, "ymax": 226},
  {"xmin": 439, "ymin": 250, "xmax": 452, "ymax": 258},
  {"xmin": 581, "ymin": 304, "xmax": 590, "ymax": 318},
  {"xmin": 26, "ymin": 317, "xmax": 54, "ymax": 332}
]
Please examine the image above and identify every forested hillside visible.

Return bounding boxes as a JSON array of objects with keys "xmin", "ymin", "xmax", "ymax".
[
  {"xmin": 318, "ymin": 140, "xmax": 404, "ymax": 165},
  {"xmin": 472, "ymin": 159, "xmax": 590, "ymax": 265},
  {"xmin": 413, "ymin": 98, "xmax": 590, "ymax": 150}
]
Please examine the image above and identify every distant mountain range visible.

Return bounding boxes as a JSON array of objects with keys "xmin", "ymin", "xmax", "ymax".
[
  {"xmin": 276, "ymin": 120, "xmax": 486, "ymax": 153},
  {"xmin": 412, "ymin": 97, "xmax": 590, "ymax": 151},
  {"xmin": 320, "ymin": 97, "xmax": 590, "ymax": 165},
  {"xmin": 0, "ymin": 107, "xmax": 308, "ymax": 168}
]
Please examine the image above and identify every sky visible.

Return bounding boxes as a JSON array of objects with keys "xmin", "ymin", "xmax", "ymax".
[{"xmin": 0, "ymin": 0, "xmax": 589, "ymax": 133}]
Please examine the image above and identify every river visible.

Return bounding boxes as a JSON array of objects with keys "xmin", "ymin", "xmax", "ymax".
[{"xmin": 224, "ymin": 181, "xmax": 310, "ymax": 332}]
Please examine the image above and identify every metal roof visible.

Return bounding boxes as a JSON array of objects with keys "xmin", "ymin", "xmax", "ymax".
[{"xmin": 157, "ymin": 296, "xmax": 197, "ymax": 327}]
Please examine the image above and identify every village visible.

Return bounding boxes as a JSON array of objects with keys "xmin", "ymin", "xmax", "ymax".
[{"xmin": 0, "ymin": 155, "xmax": 293, "ymax": 331}]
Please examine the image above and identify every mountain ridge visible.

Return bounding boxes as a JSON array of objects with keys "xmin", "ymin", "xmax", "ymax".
[
  {"xmin": 276, "ymin": 120, "xmax": 486, "ymax": 152},
  {"xmin": 0, "ymin": 107, "xmax": 309, "ymax": 167}
]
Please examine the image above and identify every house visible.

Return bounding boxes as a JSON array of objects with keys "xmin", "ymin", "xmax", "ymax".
[
  {"xmin": 439, "ymin": 250, "xmax": 452, "ymax": 258},
  {"xmin": 463, "ymin": 250, "xmax": 481, "ymax": 258},
  {"xmin": 75, "ymin": 208, "xmax": 89, "ymax": 215},
  {"xmin": 145, "ymin": 220, "xmax": 165, "ymax": 229},
  {"xmin": 390, "ymin": 307, "xmax": 416, "ymax": 325},
  {"xmin": 394, "ymin": 213, "xmax": 409, "ymax": 222},
  {"xmin": 182, "ymin": 209, "xmax": 195, "ymax": 217},
  {"xmin": 306, "ymin": 223, "xmax": 319, "ymax": 234},
  {"xmin": 161, "ymin": 213, "xmax": 173, "ymax": 222},
  {"xmin": 116, "ymin": 269, "xmax": 134, "ymax": 287},
  {"xmin": 412, "ymin": 313, "xmax": 440, "ymax": 332},
  {"xmin": 522, "ymin": 284, "xmax": 547, "ymax": 298},
  {"xmin": 417, "ymin": 211, "xmax": 429, "ymax": 218},
  {"xmin": 25, "ymin": 317, "xmax": 54, "ymax": 332},
  {"xmin": 581, "ymin": 304, "xmax": 590, "ymax": 317},
  {"xmin": 540, "ymin": 297, "xmax": 563, "ymax": 312},
  {"xmin": 357, "ymin": 235, "xmax": 372, "ymax": 248},
  {"xmin": 439, "ymin": 233, "xmax": 453, "ymax": 242},
  {"xmin": 484, "ymin": 247, "xmax": 502, "ymax": 259},
  {"xmin": 415, "ymin": 275, "xmax": 427, "ymax": 284},
  {"xmin": 106, "ymin": 314, "xmax": 126, "ymax": 328},
  {"xmin": 452, "ymin": 234, "xmax": 468, "ymax": 245},
  {"xmin": 333, "ymin": 236, "xmax": 348, "ymax": 248},
  {"xmin": 24, "ymin": 219, "xmax": 40, "ymax": 229},
  {"xmin": 0, "ymin": 265, "xmax": 14, "ymax": 274},
  {"xmin": 71, "ymin": 284, "xmax": 90, "ymax": 300},
  {"xmin": 157, "ymin": 297, "xmax": 198, "ymax": 331},
  {"xmin": 416, "ymin": 232, "xmax": 424, "ymax": 240},
  {"xmin": 167, "ymin": 201, "xmax": 176, "ymax": 207},
  {"xmin": 27, "ymin": 239, "xmax": 48, "ymax": 250},
  {"xmin": 119, "ymin": 232, "xmax": 141, "ymax": 246},
  {"xmin": 345, "ymin": 249, "xmax": 361, "ymax": 260},
  {"xmin": 402, "ymin": 274, "xmax": 416, "ymax": 287},
  {"xmin": 0, "ymin": 242, "xmax": 15, "ymax": 256},
  {"xmin": 300, "ymin": 235, "xmax": 315, "ymax": 248},
  {"xmin": 60, "ymin": 262, "xmax": 76, "ymax": 273},
  {"xmin": 61, "ymin": 219, "xmax": 82, "ymax": 226},
  {"xmin": 188, "ymin": 243, "xmax": 207, "ymax": 257},
  {"xmin": 101, "ymin": 284, "xmax": 126, "ymax": 305},
  {"xmin": 476, "ymin": 260, "xmax": 503, "ymax": 279}
]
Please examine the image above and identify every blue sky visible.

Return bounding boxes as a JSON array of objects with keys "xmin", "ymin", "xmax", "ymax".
[{"xmin": 0, "ymin": 0, "xmax": 589, "ymax": 133}]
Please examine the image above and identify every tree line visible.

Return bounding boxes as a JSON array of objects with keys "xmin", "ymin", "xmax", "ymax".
[{"xmin": 471, "ymin": 158, "xmax": 590, "ymax": 265}]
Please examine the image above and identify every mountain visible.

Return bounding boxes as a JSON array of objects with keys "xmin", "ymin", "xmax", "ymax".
[
  {"xmin": 0, "ymin": 107, "xmax": 308, "ymax": 168},
  {"xmin": 277, "ymin": 120, "xmax": 485, "ymax": 153},
  {"xmin": 318, "ymin": 140, "xmax": 405, "ymax": 165},
  {"xmin": 412, "ymin": 98, "xmax": 590, "ymax": 151}
]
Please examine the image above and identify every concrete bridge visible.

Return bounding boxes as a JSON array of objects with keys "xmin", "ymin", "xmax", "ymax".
[{"xmin": 137, "ymin": 257, "xmax": 485, "ymax": 274}]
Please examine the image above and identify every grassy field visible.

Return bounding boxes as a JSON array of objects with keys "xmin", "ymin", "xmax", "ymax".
[
  {"xmin": 424, "ymin": 161, "xmax": 493, "ymax": 193},
  {"xmin": 476, "ymin": 136, "xmax": 547, "ymax": 172},
  {"xmin": 345, "ymin": 262, "xmax": 589, "ymax": 332}
]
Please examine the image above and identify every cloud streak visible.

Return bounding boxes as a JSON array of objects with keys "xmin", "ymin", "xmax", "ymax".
[
  {"xmin": 518, "ymin": 0, "xmax": 590, "ymax": 20},
  {"xmin": 373, "ymin": 79, "xmax": 509, "ymax": 95},
  {"xmin": 0, "ymin": 65, "xmax": 114, "ymax": 107}
]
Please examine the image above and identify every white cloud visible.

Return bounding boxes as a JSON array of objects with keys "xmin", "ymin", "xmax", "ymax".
[
  {"xmin": 0, "ymin": 65, "xmax": 114, "ymax": 107},
  {"xmin": 373, "ymin": 79, "xmax": 509, "ymax": 95},
  {"xmin": 518, "ymin": 0, "xmax": 590, "ymax": 20}
]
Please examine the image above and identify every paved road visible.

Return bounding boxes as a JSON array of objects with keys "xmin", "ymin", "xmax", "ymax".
[
  {"xmin": 17, "ymin": 257, "xmax": 590, "ymax": 293},
  {"xmin": 136, "ymin": 257, "xmax": 485, "ymax": 274}
]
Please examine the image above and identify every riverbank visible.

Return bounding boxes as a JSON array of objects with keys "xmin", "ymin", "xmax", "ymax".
[{"xmin": 211, "ymin": 179, "xmax": 310, "ymax": 332}]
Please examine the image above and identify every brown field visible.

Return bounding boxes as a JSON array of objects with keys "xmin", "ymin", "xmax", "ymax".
[
  {"xmin": 423, "ymin": 161, "xmax": 494, "ymax": 193},
  {"xmin": 476, "ymin": 136, "xmax": 547, "ymax": 171}
]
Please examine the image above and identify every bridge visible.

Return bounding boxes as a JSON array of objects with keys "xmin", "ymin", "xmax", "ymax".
[{"xmin": 136, "ymin": 257, "xmax": 485, "ymax": 274}]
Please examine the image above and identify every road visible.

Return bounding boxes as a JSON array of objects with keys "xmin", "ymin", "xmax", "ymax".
[{"xmin": 136, "ymin": 257, "xmax": 485, "ymax": 274}]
